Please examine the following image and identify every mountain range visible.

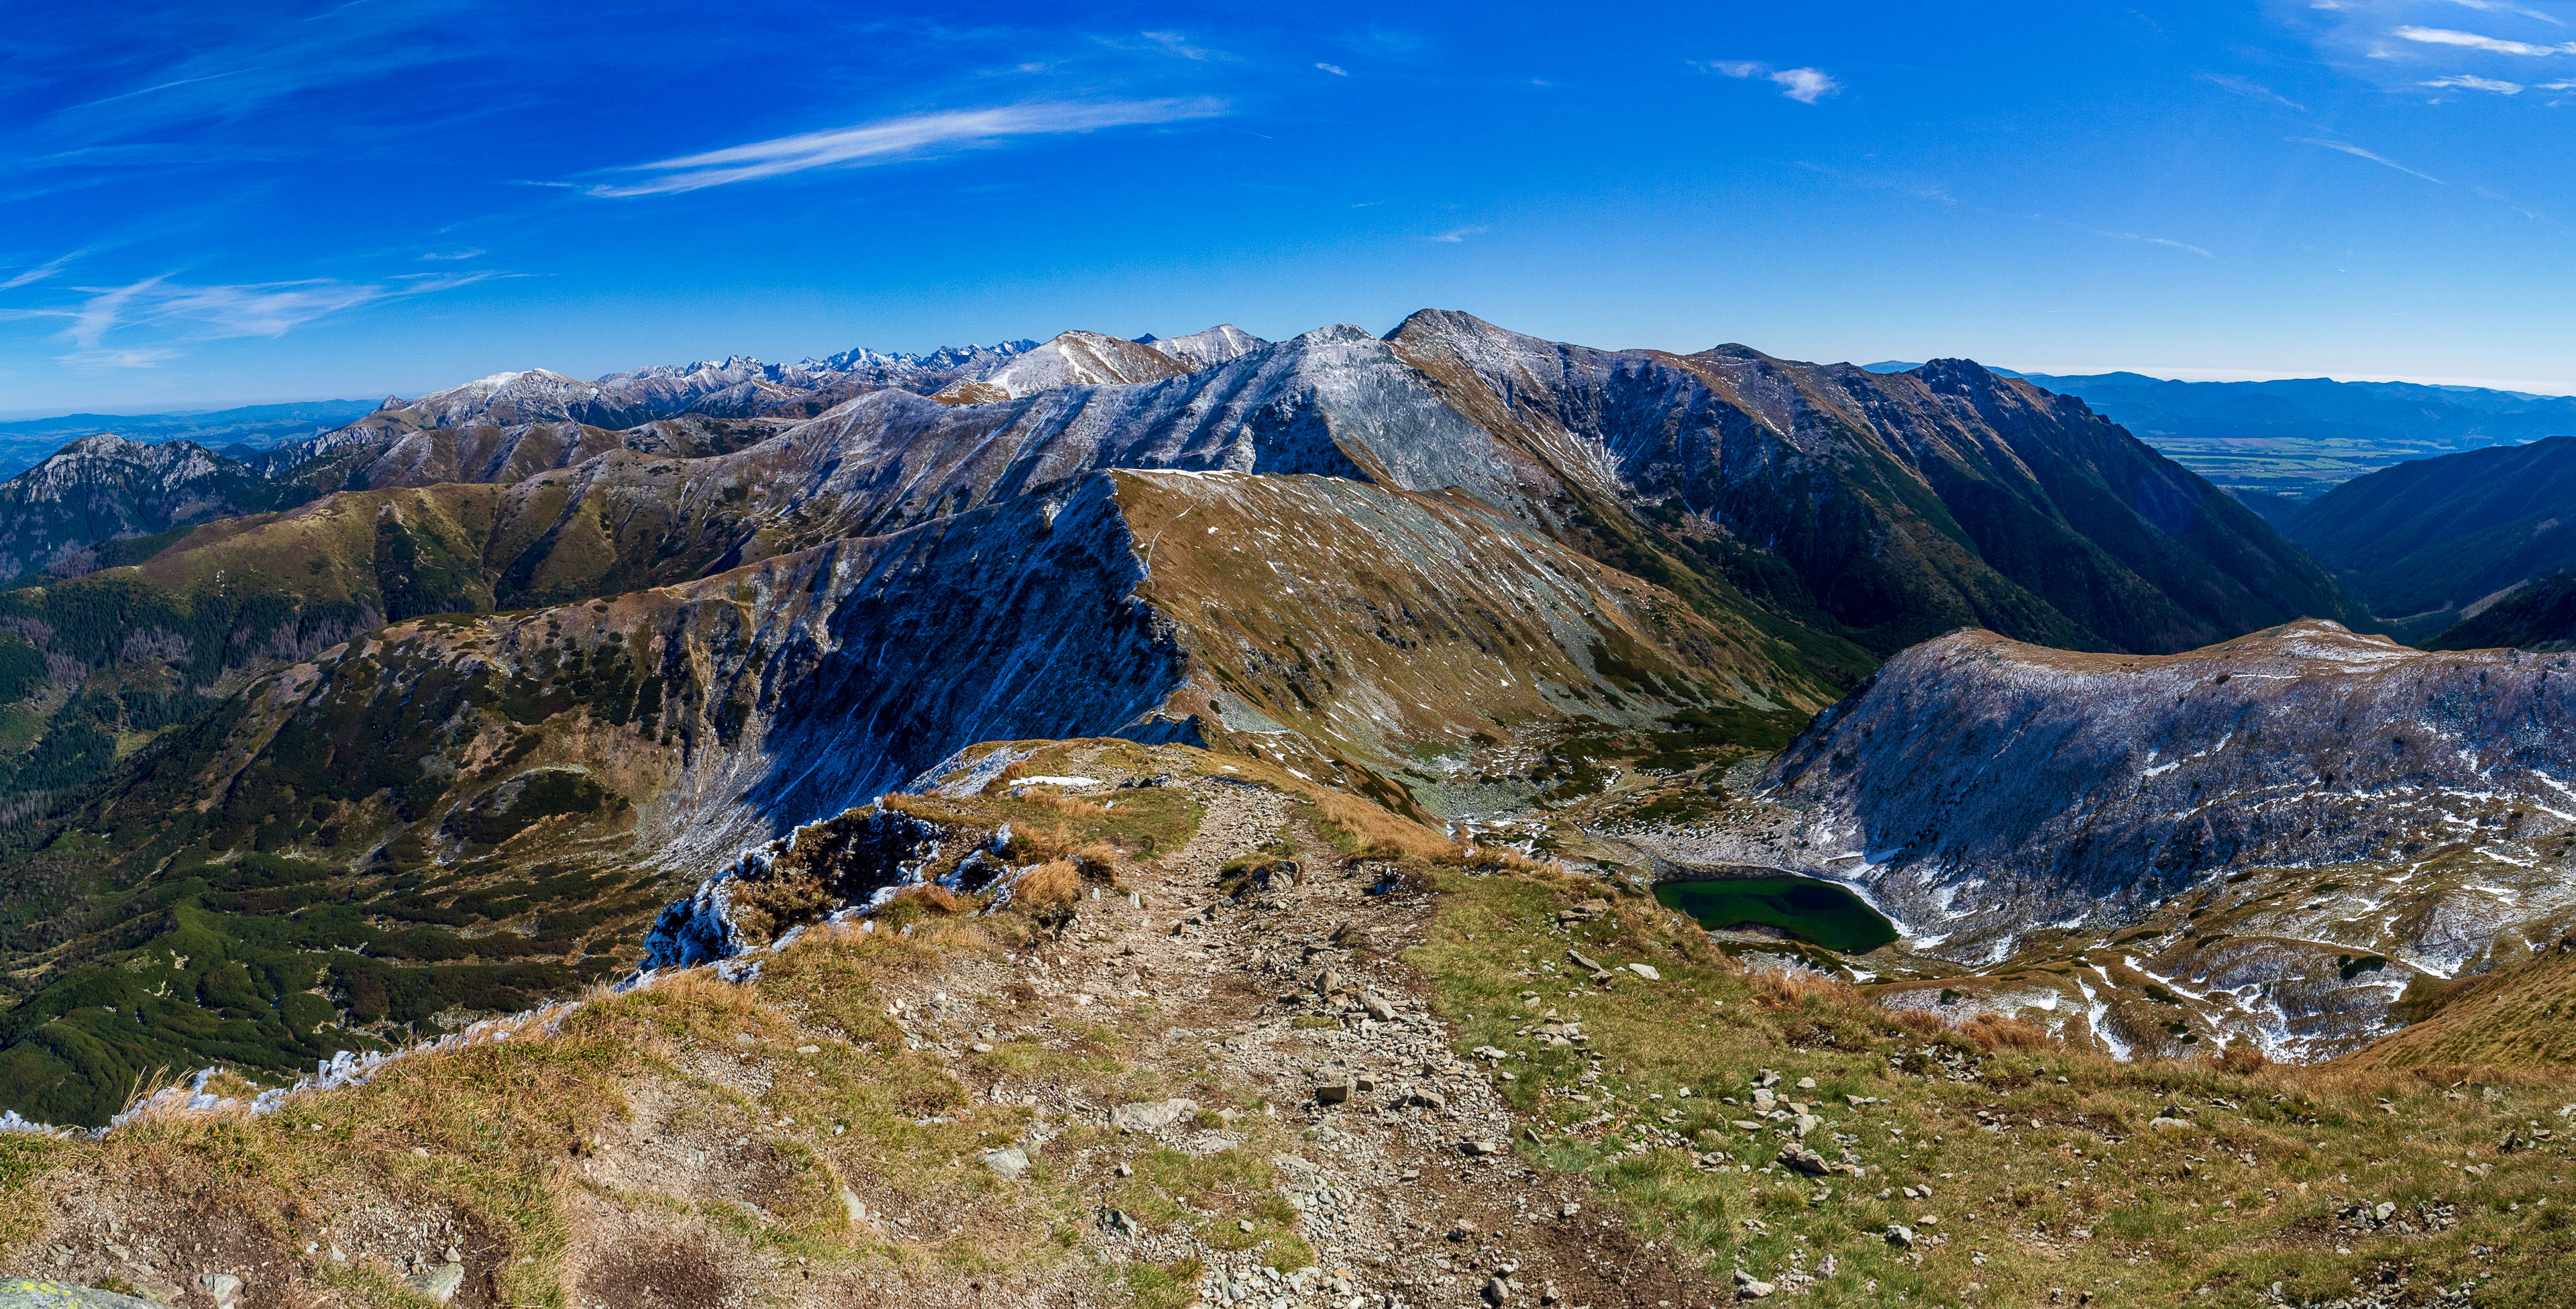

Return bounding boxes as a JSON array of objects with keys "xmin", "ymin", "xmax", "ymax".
[
  {"xmin": 0, "ymin": 310, "xmax": 2377, "ymax": 1124},
  {"xmin": 3, "ymin": 317, "xmax": 2571, "ymax": 1308}
]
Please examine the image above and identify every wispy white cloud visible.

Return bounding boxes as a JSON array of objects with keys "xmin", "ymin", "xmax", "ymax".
[
  {"xmin": 0, "ymin": 249, "xmax": 88, "ymax": 291},
  {"xmin": 2422, "ymin": 72, "xmax": 2526, "ymax": 91},
  {"xmin": 1130, "ymin": 31, "xmax": 1228, "ymax": 61},
  {"xmin": 2008, "ymin": 213, "xmax": 2214, "ymax": 257},
  {"xmin": 59, "ymin": 348, "xmax": 182, "ymax": 370},
  {"xmin": 2438, "ymin": 0, "xmax": 2563, "ymax": 24},
  {"xmin": 2292, "ymin": 136, "xmax": 2446, "ymax": 183},
  {"xmin": 585, "ymin": 100, "xmax": 1228, "ymax": 197},
  {"xmin": 1316, "ymin": 62, "xmax": 1348, "ymax": 76},
  {"xmin": 2198, "ymin": 72, "xmax": 2308, "ymax": 111},
  {"xmin": 1429, "ymin": 226, "xmax": 1489, "ymax": 243},
  {"xmin": 418, "ymin": 248, "xmax": 486, "ymax": 260},
  {"xmin": 15, "ymin": 271, "xmax": 495, "ymax": 366},
  {"xmin": 1697, "ymin": 60, "xmax": 1842, "ymax": 103},
  {"xmin": 2394, "ymin": 25, "xmax": 2575, "ymax": 55}
]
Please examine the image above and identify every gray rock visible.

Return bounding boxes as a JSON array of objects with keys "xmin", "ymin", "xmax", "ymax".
[
  {"xmin": 982, "ymin": 1146, "xmax": 1031, "ymax": 1180},
  {"xmin": 402, "ymin": 1264, "xmax": 466, "ymax": 1305},
  {"xmin": 1483, "ymin": 1274, "xmax": 1511, "ymax": 1304},
  {"xmin": 1777, "ymin": 1145, "xmax": 1831, "ymax": 1175},
  {"xmin": 1885, "ymin": 1223, "xmax": 1917, "ymax": 1248},
  {"xmin": 0, "ymin": 1280, "xmax": 168, "ymax": 1308},
  {"xmin": 197, "ymin": 1274, "xmax": 242, "ymax": 1306},
  {"xmin": 1314, "ymin": 1078, "xmax": 1352, "ymax": 1104},
  {"xmin": 1568, "ymin": 949, "xmax": 1605, "ymax": 972},
  {"xmin": 1625, "ymin": 962, "xmax": 1661, "ymax": 981},
  {"xmin": 2147, "ymin": 1116, "xmax": 2191, "ymax": 1132},
  {"xmin": 1110, "ymin": 1098, "xmax": 1199, "ymax": 1132},
  {"xmin": 1360, "ymin": 993, "xmax": 1398, "ymax": 1022},
  {"xmin": 1792, "ymin": 1114, "xmax": 1822, "ymax": 1138}
]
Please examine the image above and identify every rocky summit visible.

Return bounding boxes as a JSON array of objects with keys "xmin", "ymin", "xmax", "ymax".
[{"xmin": 0, "ymin": 312, "xmax": 2567, "ymax": 1308}]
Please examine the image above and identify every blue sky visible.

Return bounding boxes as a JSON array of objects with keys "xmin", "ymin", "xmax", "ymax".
[{"xmin": 7, "ymin": 0, "xmax": 2576, "ymax": 414}]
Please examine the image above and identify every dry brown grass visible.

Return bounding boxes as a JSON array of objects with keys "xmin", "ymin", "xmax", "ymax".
[
  {"xmin": 1960, "ymin": 1012, "xmax": 2054, "ymax": 1051},
  {"xmin": 979, "ymin": 760, "xmax": 1029, "ymax": 795},
  {"xmin": 2218, "ymin": 1043, "xmax": 2269, "ymax": 1076},
  {"xmin": 890, "ymin": 882, "xmax": 976, "ymax": 915},
  {"xmin": 1021, "ymin": 792, "xmax": 1106, "ymax": 820},
  {"xmin": 1014, "ymin": 860, "xmax": 1082, "ymax": 908}
]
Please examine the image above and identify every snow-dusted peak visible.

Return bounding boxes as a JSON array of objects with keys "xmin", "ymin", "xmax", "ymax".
[
  {"xmin": 1142, "ymin": 324, "xmax": 1269, "ymax": 370},
  {"xmin": 392, "ymin": 368, "xmax": 643, "ymax": 429},
  {"xmin": 929, "ymin": 330, "xmax": 1190, "ymax": 405}
]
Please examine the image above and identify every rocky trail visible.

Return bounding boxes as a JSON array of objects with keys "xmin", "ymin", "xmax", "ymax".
[{"xmin": 841, "ymin": 765, "xmax": 1725, "ymax": 1308}]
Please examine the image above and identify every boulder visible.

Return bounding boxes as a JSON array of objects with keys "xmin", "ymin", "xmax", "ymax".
[{"xmin": 981, "ymin": 1146, "xmax": 1032, "ymax": 1180}]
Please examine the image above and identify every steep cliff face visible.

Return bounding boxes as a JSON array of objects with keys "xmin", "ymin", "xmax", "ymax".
[{"xmin": 1757, "ymin": 621, "xmax": 2576, "ymax": 978}]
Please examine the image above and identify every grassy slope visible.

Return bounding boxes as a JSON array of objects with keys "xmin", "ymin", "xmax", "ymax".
[
  {"xmin": 2343, "ymin": 947, "xmax": 2576, "ymax": 1070},
  {"xmin": 0, "ymin": 756, "xmax": 2568, "ymax": 1306},
  {"xmin": 1414, "ymin": 870, "xmax": 2576, "ymax": 1308}
]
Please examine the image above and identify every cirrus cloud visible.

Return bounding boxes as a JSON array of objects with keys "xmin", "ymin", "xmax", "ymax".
[
  {"xmin": 2421, "ymin": 73, "xmax": 2526, "ymax": 91},
  {"xmin": 583, "ymin": 100, "xmax": 1229, "ymax": 198},
  {"xmin": 2394, "ymin": 25, "xmax": 2575, "ymax": 55}
]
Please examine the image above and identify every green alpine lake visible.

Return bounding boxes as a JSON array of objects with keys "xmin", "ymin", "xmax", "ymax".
[{"xmin": 1654, "ymin": 875, "xmax": 1898, "ymax": 953}]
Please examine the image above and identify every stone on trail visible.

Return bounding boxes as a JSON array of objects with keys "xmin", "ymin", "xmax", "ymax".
[{"xmin": 1110, "ymin": 1098, "xmax": 1199, "ymax": 1132}]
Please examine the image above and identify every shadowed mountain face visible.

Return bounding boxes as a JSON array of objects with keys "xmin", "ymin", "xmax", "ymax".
[
  {"xmin": 2285, "ymin": 435, "xmax": 2576, "ymax": 640},
  {"xmin": 2426, "ymin": 572, "xmax": 2576, "ymax": 651},
  {"xmin": 0, "ymin": 310, "xmax": 2370, "ymax": 1121},
  {"xmin": 1383, "ymin": 312, "xmax": 2359, "ymax": 657}
]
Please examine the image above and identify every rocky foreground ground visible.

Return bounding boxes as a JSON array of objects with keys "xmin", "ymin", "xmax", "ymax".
[{"xmin": 0, "ymin": 743, "xmax": 2571, "ymax": 1308}]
